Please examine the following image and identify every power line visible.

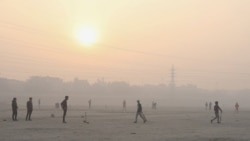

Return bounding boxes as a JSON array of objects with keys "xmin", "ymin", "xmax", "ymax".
[{"xmin": 1, "ymin": 21, "xmax": 250, "ymax": 87}]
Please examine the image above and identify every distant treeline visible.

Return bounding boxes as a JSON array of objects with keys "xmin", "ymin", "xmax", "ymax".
[{"xmin": 0, "ymin": 76, "xmax": 250, "ymax": 108}]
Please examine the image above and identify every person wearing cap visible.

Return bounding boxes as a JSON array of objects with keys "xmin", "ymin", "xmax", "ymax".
[
  {"xmin": 211, "ymin": 101, "xmax": 222, "ymax": 124},
  {"xmin": 134, "ymin": 100, "xmax": 147, "ymax": 123},
  {"xmin": 26, "ymin": 97, "xmax": 33, "ymax": 121},
  {"xmin": 61, "ymin": 96, "xmax": 69, "ymax": 123},
  {"xmin": 12, "ymin": 97, "xmax": 18, "ymax": 121}
]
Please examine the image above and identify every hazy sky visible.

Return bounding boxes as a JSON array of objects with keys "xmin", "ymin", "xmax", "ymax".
[{"xmin": 1, "ymin": 0, "xmax": 250, "ymax": 90}]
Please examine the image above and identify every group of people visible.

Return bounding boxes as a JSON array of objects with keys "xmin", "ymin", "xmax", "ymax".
[
  {"xmin": 206, "ymin": 101, "xmax": 240, "ymax": 124},
  {"xmin": 11, "ymin": 97, "xmax": 33, "ymax": 121},
  {"xmin": 205, "ymin": 101, "xmax": 213, "ymax": 111},
  {"xmin": 11, "ymin": 96, "xmax": 226, "ymax": 125},
  {"xmin": 11, "ymin": 96, "xmax": 147, "ymax": 124},
  {"xmin": 60, "ymin": 97, "xmax": 147, "ymax": 124},
  {"xmin": 11, "ymin": 96, "xmax": 69, "ymax": 123}
]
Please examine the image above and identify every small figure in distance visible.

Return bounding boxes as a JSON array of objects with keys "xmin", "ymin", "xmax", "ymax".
[
  {"xmin": 235, "ymin": 102, "xmax": 239, "ymax": 113},
  {"xmin": 26, "ymin": 97, "xmax": 33, "ymax": 121},
  {"xmin": 123, "ymin": 100, "xmax": 126, "ymax": 112},
  {"xmin": 209, "ymin": 101, "xmax": 212, "ymax": 111},
  {"xmin": 88, "ymin": 99, "xmax": 91, "ymax": 110},
  {"xmin": 134, "ymin": 100, "xmax": 147, "ymax": 123},
  {"xmin": 211, "ymin": 101, "xmax": 222, "ymax": 124},
  {"xmin": 61, "ymin": 96, "xmax": 69, "ymax": 123},
  {"xmin": 38, "ymin": 99, "xmax": 41, "ymax": 109},
  {"xmin": 205, "ymin": 102, "xmax": 208, "ymax": 111},
  {"xmin": 152, "ymin": 101, "xmax": 156, "ymax": 110},
  {"xmin": 55, "ymin": 103, "xmax": 60, "ymax": 109},
  {"xmin": 12, "ymin": 97, "xmax": 18, "ymax": 121}
]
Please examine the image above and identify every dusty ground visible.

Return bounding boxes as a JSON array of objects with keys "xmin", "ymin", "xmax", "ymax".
[{"xmin": 0, "ymin": 107, "xmax": 249, "ymax": 141}]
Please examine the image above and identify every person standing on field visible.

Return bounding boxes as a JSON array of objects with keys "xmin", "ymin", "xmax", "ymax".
[
  {"xmin": 88, "ymin": 99, "xmax": 91, "ymax": 110},
  {"xmin": 205, "ymin": 102, "xmax": 208, "ymax": 111},
  {"xmin": 123, "ymin": 100, "xmax": 126, "ymax": 112},
  {"xmin": 12, "ymin": 97, "xmax": 18, "ymax": 121},
  {"xmin": 61, "ymin": 96, "xmax": 69, "ymax": 123},
  {"xmin": 235, "ymin": 102, "xmax": 239, "ymax": 113},
  {"xmin": 26, "ymin": 97, "xmax": 33, "ymax": 121},
  {"xmin": 209, "ymin": 101, "xmax": 212, "ymax": 110}
]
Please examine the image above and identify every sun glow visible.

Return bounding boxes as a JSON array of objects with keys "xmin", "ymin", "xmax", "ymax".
[{"xmin": 76, "ymin": 27, "xmax": 97, "ymax": 46}]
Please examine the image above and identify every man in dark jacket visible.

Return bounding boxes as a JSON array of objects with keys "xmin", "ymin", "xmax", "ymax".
[
  {"xmin": 134, "ymin": 100, "xmax": 147, "ymax": 123},
  {"xmin": 26, "ymin": 97, "xmax": 33, "ymax": 121},
  {"xmin": 61, "ymin": 96, "xmax": 69, "ymax": 123},
  {"xmin": 12, "ymin": 97, "xmax": 18, "ymax": 121},
  {"xmin": 211, "ymin": 101, "xmax": 223, "ymax": 124}
]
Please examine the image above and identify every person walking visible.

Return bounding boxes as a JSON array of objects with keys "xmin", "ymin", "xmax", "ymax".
[
  {"xmin": 61, "ymin": 96, "xmax": 69, "ymax": 123},
  {"xmin": 26, "ymin": 97, "xmax": 33, "ymax": 121},
  {"xmin": 211, "ymin": 101, "xmax": 222, "ymax": 124},
  {"xmin": 134, "ymin": 100, "xmax": 147, "ymax": 123},
  {"xmin": 12, "ymin": 97, "xmax": 18, "ymax": 121}
]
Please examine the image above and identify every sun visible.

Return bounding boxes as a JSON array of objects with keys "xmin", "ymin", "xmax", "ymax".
[{"xmin": 76, "ymin": 27, "xmax": 97, "ymax": 46}]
